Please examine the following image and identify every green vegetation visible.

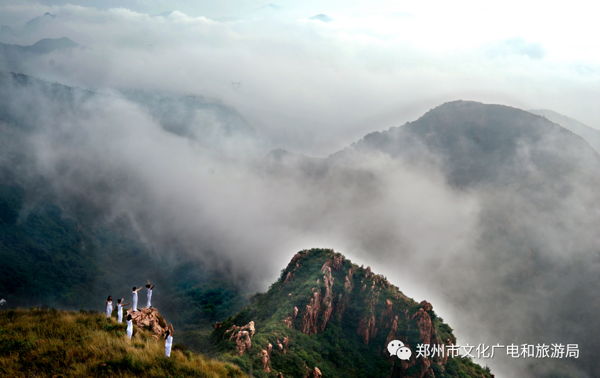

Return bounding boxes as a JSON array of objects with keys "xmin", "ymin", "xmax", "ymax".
[
  {"xmin": 0, "ymin": 307, "xmax": 244, "ymax": 377},
  {"xmin": 211, "ymin": 248, "xmax": 493, "ymax": 378}
]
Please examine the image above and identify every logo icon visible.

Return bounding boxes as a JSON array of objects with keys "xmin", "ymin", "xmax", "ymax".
[{"xmin": 387, "ymin": 340, "xmax": 412, "ymax": 361}]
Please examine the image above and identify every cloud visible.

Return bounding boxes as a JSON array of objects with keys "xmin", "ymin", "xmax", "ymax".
[
  {"xmin": 0, "ymin": 3, "xmax": 599, "ymax": 157},
  {"xmin": 2, "ymin": 3, "xmax": 600, "ymax": 377}
]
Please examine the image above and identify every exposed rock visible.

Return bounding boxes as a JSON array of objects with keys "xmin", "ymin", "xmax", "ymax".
[
  {"xmin": 332, "ymin": 254, "xmax": 343, "ymax": 271},
  {"xmin": 420, "ymin": 300, "xmax": 433, "ymax": 312},
  {"xmin": 385, "ymin": 299, "xmax": 393, "ymax": 315},
  {"xmin": 384, "ymin": 315, "xmax": 399, "ymax": 355},
  {"xmin": 313, "ymin": 367, "xmax": 322, "ymax": 378},
  {"xmin": 268, "ymin": 343, "xmax": 273, "ymax": 355},
  {"xmin": 358, "ymin": 313, "xmax": 377, "ymax": 345},
  {"xmin": 336, "ymin": 293, "xmax": 346, "ymax": 320},
  {"xmin": 413, "ymin": 308, "xmax": 434, "ymax": 345},
  {"xmin": 294, "ymin": 306, "xmax": 298, "ymax": 319},
  {"xmin": 283, "ymin": 336, "xmax": 289, "ymax": 354},
  {"xmin": 235, "ymin": 331, "xmax": 251, "ymax": 355},
  {"xmin": 276, "ymin": 373, "xmax": 284, "ymax": 378},
  {"xmin": 320, "ymin": 274, "xmax": 335, "ymax": 332},
  {"xmin": 243, "ymin": 321, "xmax": 256, "ymax": 337},
  {"xmin": 261, "ymin": 349, "xmax": 271, "ymax": 372},
  {"xmin": 223, "ymin": 321, "xmax": 255, "ymax": 355},
  {"xmin": 418, "ymin": 358, "xmax": 432, "ymax": 378},
  {"xmin": 283, "ymin": 316, "xmax": 293, "ymax": 328},
  {"xmin": 236, "ymin": 333, "xmax": 250, "ymax": 351},
  {"xmin": 126, "ymin": 307, "xmax": 168, "ymax": 337},
  {"xmin": 284, "ymin": 272, "xmax": 294, "ymax": 284},
  {"xmin": 365, "ymin": 266, "xmax": 372, "ymax": 278},
  {"xmin": 302, "ymin": 291, "xmax": 321, "ymax": 335},
  {"xmin": 344, "ymin": 268, "xmax": 354, "ymax": 292}
]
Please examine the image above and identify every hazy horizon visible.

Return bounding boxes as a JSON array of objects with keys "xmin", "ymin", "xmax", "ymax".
[{"xmin": 1, "ymin": 3, "xmax": 599, "ymax": 377}]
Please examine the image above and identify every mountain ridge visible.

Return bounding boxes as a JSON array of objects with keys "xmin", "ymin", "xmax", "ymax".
[{"xmin": 211, "ymin": 248, "xmax": 493, "ymax": 378}]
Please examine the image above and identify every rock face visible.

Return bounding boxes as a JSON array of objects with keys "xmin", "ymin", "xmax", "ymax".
[
  {"xmin": 126, "ymin": 307, "xmax": 168, "ymax": 337},
  {"xmin": 413, "ymin": 302, "xmax": 435, "ymax": 345},
  {"xmin": 224, "ymin": 321, "xmax": 255, "ymax": 355},
  {"xmin": 313, "ymin": 367, "xmax": 322, "ymax": 378},
  {"xmin": 261, "ymin": 349, "xmax": 270, "ymax": 372},
  {"xmin": 211, "ymin": 248, "xmax": 490, "ymax": 378}
]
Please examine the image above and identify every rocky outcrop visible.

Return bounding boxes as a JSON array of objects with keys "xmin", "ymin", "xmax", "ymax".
[
  {"xmin": 283, "ymin": 336, "xmax": 289, "ymax": 354},
  {"xmin": 332, "ymin": 254, "xmax": 343, "ymax": 271},
  {"xmin": 283, "ymin": 316, "xmax": 293, "ymax": 328},
  {"xmin": 384, "ymin": 315, "xmax": 399, "ymax": 354},
  {"xmin": 344, "ymin": 268, "xmax": 354, "ymax": 292},
  {"xmin": 313, "ymin": 367, "xmax": 322, "ymax": 378},
  {"xmin": 212, "ymin": 249, "xmax": 486, "ymax": 378},
  {"xmin": 385, "ymin": 299, "xmax": 393, "ymax": 315},
  {"xmin": 284, "ymin": 272, "xmax": 295, "ymax": 284},
  {"xmin": 420, "ymin": 300, "xmax": 433, "ymax": 312},
  {"xmin": 413, "ymin": 303, "xmax": 435, "ymax": 345},
  {"xmin": 126, "ymin": 307, "xmax": 168, "ymax": 338},
  {"xmin": 302, "ymin": 291, "xmax": 321, "ymax": 335},
  {"xmin": 224, "ymin": 321, "xmax": 256, "ymax": 355},
  {"xmin": 320, "ymin": 270, "xmax": 335, "ymax": 332},
  {"xmin": 358, "ymin": 313, "xmax": 377, "ymax": 345},
  {"xmin": 235, "ymin": 331, "xmax": 252, "ymax": 355},
  {"xmin": 261, "ymin": 349, "xmax": 270, "ymax": 372}
]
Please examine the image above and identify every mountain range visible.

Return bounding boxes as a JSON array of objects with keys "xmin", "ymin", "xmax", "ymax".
[{"xmin": 1, "ymin": 71, "xmax": 598, "ymax": 377}]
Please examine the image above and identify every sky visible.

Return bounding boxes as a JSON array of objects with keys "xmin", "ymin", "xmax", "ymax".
[
  {"xmin": 2, "ymin": 2, "xmax": 600, "ymax": 377},
  {"xmin": 1, "ymin": 1, "xmax": 599, "ymax": 157}
]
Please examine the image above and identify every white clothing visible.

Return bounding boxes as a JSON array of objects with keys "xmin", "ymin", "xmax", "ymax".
[
  {"xmin": 165, "ymin": 334, "xmax": 173, "ymax": 357},
  {"xmin": 117, "ymin": 304, "xmax": 123, "ymax": 323},
  {"xmin": 106, "ymin": 301, "xmax": 113, "ymax": 318},
  {"xmin": 147, "ymin": 288, "xmax": 152, "ymax": 308},
  {"xmin": 127, "ymin": 320, "xmax": 133, "ymax": 339},
  {"xmin": 132, "ymin": 291, "xmax": 138, "ymax": 311}
]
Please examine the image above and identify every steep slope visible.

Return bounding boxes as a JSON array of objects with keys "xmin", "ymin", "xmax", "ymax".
[
  {"xmin": 0, "ymin": 307, "xmax": 244, "ymax": 377},
  {"xmin": 267, "ymin": 101, "xmax": 600, "ymax": 378},
  {"xmin": 528, "ymin": 108, "xmax": 600, "ymax": 153},
  {"xmin": 211, "ymin": 248, "xmax": 493, "ymax": 378}
]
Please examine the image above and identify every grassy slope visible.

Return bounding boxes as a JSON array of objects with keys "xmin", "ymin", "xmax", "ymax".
[
  {"xmin": 211, "ymin": 248, "xmax": 493, "ymax": 378},
  {"xmin": 0, "ymin": 308, "xmax": 244, "ymax": 378},
  {"xmin": 0, "ymin": 72, "xmax": 247, "ymax": 342}
]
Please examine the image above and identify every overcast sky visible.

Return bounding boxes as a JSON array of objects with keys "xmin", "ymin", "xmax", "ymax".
[
  {"xmin": 1, "ymin": 1, "xmax": 599, "ymax": 156},
  {"xmin": 3, "ymin": 3, "xmax": 600, "ymax": 376}
]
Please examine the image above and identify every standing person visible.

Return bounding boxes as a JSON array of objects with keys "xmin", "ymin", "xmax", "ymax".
[
  {"xmin": 117, "ymin": 299, "xmax": 131, "ymax": 323},
  {"xmin": 132, "ymin": 286, "xmax": 142, "ymax": 312},
  {"xmin": 105, "ymin": 296, "xmax": 113, "ymax": 318},
  {"xmin": 164, "ymin": 323, "xmax": 174, "ymax": 357},
  {"xmin": 126, "ymin": 314, "xmax": 133, "ymax": 339},
  {"xmin": 146, "ymin": 280, "xmax": 155, "ymax": 309}
]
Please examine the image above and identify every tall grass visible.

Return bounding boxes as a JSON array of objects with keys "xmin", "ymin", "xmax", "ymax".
[{"xmin": 0, "ymin": 308, "xmax": 244, "ymax": 377}]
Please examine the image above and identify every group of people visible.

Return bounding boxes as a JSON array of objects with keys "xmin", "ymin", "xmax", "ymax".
[{"xmin": 104, "ymin": 280, "xmax": 174, "ymax": 357}]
